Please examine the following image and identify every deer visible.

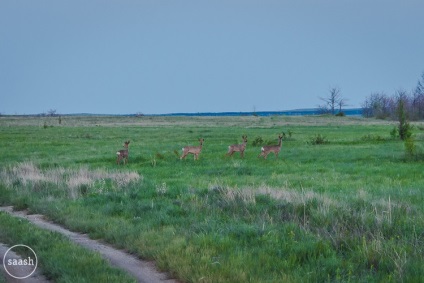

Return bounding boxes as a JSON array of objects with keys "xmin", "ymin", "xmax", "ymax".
[
  {"xmin": 116, "ymin": 140, "xmax": 130, "ymax": 165},
  {"xmin": 258, "ymin": 134, "xmax": 283, "ymax": 159},
  {"xmin": 181, "ymin": 138, "xmax": 204, "ymax": 160},
  {"xmin": 226, "ymin": 135, "xmax": 248, "ymax": 158}
]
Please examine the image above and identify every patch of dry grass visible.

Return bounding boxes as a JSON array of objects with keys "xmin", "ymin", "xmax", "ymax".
[
  {"xmin": 0, "ymin": 162, "xmax": 142, "ymax": 199},
  {"xmin": 0, "ymin": 115, "xmax": 406, "ymax": 128}
]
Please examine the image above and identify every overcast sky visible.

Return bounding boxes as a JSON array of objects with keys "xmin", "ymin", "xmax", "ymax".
[{"xmin": 1, "ymin": 1, "xmax": 423, "ymax": 115}]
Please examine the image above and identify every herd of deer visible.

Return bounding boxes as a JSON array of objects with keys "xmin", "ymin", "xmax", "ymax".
[{"xmin": 116, "ymin": 135, "xmax": 284, "ymax": 164}]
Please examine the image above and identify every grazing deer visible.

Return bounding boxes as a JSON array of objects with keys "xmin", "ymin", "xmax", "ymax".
[
  {"xmin": 226, "ymin": 135, "xmax": 248, "ymax": 158},
  {"xmin": 116, "ymin": 140, "xmax": 130, "ymax": 165},
  {"xmin": 181, "ymin": 138, "xmax": 204, "ymax": 160},
  {"xmin": 258, "ymin": 134, "xmax": 283, "ymax": 159}
]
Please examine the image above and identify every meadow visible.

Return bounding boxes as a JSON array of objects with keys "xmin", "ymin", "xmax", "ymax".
[{"xmin": 0, "ymin": 115, "xmax": 423, "ymax": 282}]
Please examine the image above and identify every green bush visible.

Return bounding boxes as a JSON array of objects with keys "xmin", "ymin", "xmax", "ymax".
[
  {"xmin": 252, "ymin": 136, "xmax": 264, "ymax": 146},
  {"xmin": 404, "ymin": 137, "xmax": 416, "ymax": 159},
  {"xmin": 308, "ymin": 134, "xmax": 328, "ymax": 145}
]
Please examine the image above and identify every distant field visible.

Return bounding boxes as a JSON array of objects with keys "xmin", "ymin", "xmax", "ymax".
[{"xmin": 0, "ymin": 115, "xmax": 423, "ymax": 282}]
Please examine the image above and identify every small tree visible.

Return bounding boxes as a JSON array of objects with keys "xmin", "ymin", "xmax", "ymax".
[{"xmin": 396, "ymin": 90, "xmax": 412, "ymax": 140}]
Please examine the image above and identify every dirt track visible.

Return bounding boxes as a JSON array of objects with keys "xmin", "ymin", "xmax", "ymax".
[{"xmin": 0, "ymin": 207, "xmax": 177, "ymax": 283}]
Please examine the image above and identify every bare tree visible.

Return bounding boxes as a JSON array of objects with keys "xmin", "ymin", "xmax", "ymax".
[
  {"xmin": 47, "ymin": 109, "xmax": 57, "ymax": 117},
  {"xmin": 362, "ymin": 92, "xmax": 395, "ymax": 119},
  {"xmin": 337, "ymin": 97, "xmax": 349, "ymax": 114},
  {"xmin": 412, "ymin": 71, "xmax": 424, "ymax": 120},
  {"xmin": 319, "ymin": 87, "xmax": 342, "ymax": 115},
  {"xmin": 361, "ymin": 96, "xmax": 373, "ymax": 118},
  {"xmin": 362, "ymin": 71, "xmax": 424, "ymax": 120}
]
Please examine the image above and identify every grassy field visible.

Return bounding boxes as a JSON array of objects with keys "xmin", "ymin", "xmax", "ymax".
[{"xmin": 0, "ymin": 115, "xmax": 423, "ymax": 282}]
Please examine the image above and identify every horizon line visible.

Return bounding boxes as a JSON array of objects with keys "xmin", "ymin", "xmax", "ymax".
[{"xmin": 0, "ymin": 108, "xmax": 363, "ymax": 117}]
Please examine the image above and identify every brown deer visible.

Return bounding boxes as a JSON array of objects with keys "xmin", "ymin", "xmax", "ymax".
[
  {"xmin": 226, "ymin": 135, "xmax": 248, "ymax": 158},
  {"xmin": 181, "ymin": 138, "xmax": 204, "ymax": 160},
  {"xmin": 116, "ymin": 140, "xmax": 130, "ymax": 165},
  {"xmin": 258, "ymin": 134, "xmax": 283, "ymax": 159}
]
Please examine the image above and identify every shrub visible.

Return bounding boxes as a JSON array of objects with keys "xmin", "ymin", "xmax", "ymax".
[
  {"xmin": 308, "ymin": 134, "xmax": 328, "ymax": 145},
  {"xmin": 361, "ymin": 134, "xmax": 385, "ymax": 142},
  {"xmin": 390, "ymin": 125, "xmax": 412, "ymax": 141},
  {"xmin": 252, "ymin": 136, "xmax": 264, "ymax": 146},
  {"xmin": 390, "ymin": 127, "xmax": 398, "ymax": 139},
  {"xmin": 404, "ymin": 137, "xmax": 416, "ymax": 159},
  {"xmin": 398, "ymin": 121, "xmax": 412, "ymax": 140},
  {"xmin": 287, "ymin": 130, "xmax": 293, "ymax": 138}
]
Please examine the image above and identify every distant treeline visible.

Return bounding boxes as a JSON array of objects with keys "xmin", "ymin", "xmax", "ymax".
[
  {"xmin": 362, "ymin": 90, "xmax": 424, "ymax": 121},
  {"xmin": 362, "ymin": 72, "xmax": 424, "ymax": 121}
]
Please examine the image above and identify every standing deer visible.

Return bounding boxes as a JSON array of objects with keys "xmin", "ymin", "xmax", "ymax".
[
  {"xmin": 226, "ymin": 135, "xmax": 248, "ymax": 158},
  {"xmin": 181, "ymin": 138, "xmax": 204, "ymax": 160},
  {"xmin": 258, "ymin": 134, "xmax": 283, "ymax": 159},
  {"xmin": 116, "ymin": 140, "xmax": 130, "ymax": 165}
]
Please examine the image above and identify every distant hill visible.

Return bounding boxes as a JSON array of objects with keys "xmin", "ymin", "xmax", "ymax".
[
  {"xmin": 2, "ymin": 108, "xmax": 363, "ymax": 117},
  {"xmin": 154, "ymin": 108, "xmax": 363, "ymax": 117}
]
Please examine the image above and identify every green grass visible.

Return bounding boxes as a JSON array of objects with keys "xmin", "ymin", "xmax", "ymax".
[{"xmin": 0, "ymin": 115, "xmax": 423, "ymax": 282}]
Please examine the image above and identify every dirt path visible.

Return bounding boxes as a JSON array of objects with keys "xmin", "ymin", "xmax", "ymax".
[{"xmin": 0, "ymin": 207, "xmax": 177, "ymax": 283}]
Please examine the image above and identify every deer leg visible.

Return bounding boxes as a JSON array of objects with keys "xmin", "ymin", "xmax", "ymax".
[
  {"xmin": 180, "ymin": 150, "xmax": 187, "ymax": 159},
  {"xmin": 226, "ymin": 148, "xmax": 233, "ymax": 156}
]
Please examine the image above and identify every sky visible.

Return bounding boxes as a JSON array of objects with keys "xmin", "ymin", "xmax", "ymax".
[{"xmin": 1, "ymin": 1, "xmax": 424, "ymax": 115}]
